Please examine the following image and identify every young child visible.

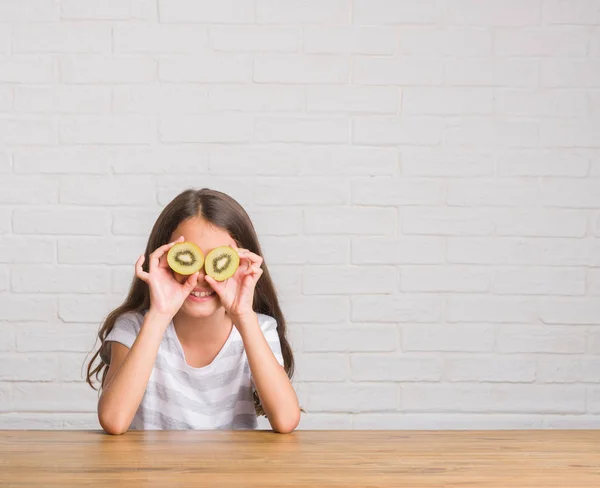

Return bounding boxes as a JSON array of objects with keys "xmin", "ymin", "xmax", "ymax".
[{"xmin": 86, "ymin": 188, "xmax": 300, "ymax": 434}]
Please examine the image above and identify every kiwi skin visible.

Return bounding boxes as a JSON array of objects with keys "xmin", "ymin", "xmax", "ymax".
[
  {"xmin": 205, "ymin": 246, "xmax": 240, "ymax": 282},
  {"xmin": 167, "ymin": 242, "xmax": 204, "ymax": 275}
]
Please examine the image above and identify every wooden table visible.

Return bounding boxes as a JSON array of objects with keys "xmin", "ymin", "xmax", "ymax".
[{"xmin": 1, "ymin": 430, "xmax": 600, "ymax": 487}]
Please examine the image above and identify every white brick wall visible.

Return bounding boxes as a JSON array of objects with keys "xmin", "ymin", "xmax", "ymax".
[{"xmin": 1, "ymin": 0, "xmax": 599, "ymax": 431}]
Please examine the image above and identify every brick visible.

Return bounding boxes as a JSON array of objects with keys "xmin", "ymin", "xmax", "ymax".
[
  {"xmin": 304, "ymin": 27, "xmax": 395, "ymax": 55},
  {"xmin": 0, "ymin": 266, "xmax": 7, "ymax": 292},
  {"xmin": 444, "ymin": 120, "xmax": 538, "ymax": 147},
  {"xmin": 303, "ymin": 324, "xmax": 398, "ymax": 353},
  {"xmin": 402, "ymin": 324, "xmax": 495, "ymax": 352},
  {"xmin": 210, "ymin": 145, "xmax": 295, "ymax": 176},
  {"xmin": 541, "ymin": 180, "xmax": 600, "ymax": 208},
  {"xmin": 541, "ymin": 60, "xmax": 600, "ymax": 88},
  {"xmin": 254, "ymin": 177, "xmax": 348, "ymax": 205},
  {"xmin": 398, "ymin": 27, "xmax": 492, "ymax": 56},
  {"xmin": 15, "ymin": 323, "xmax": 98, "ymax": 352},
  {"xmin": 294, "ymin": 354, "xmax": 349, "ymax": 382},
  {"xmin": 159, "ymin": 54, "xmax": 252, "ymax": 83},
  {"xmin": 297, "ymin": 414, "xmax": 352, "ymax": 430},
  {"xmin": 13, "ymin": 146, "xmax": 111, "ymax": 174},
  {"xmin": 61, "ymin": 0, "xmax": 156, "ymax": 20},
  {"xmin": 447, "ymin": 0, "xmax": 540, "ymax": 26},
  {"xmin": 306, "ymin": 86, "xmax": 399, "ymax": 114},
  {"xmin": 304, "ymin": 207, "xmax": 397, "ymax": 236},
  {"xmin": 0, "ymin": 26, "xmax": 9, "ymax": 54},
  {"xmin": 254, "ymin": 54, "xmax": 348, "ymax": 84},
  {"xmin": 0, "ymin": 208, "xmax": 8, "ymax": 235},
  {"xmin": 588, "ymin": 388, "xmax": 600, "ymax": 413},
  {"xmin": 352, "ymin": 295, "xmax": 442, "ymax": 323},
  {"xmin": 495, "ymin": 90, "xmax": 588, "ymax": 118},
  {"xmin": 256, "ymin": 0, "xmax": 349, "ymax": 24},
  {"xmin": 58, "ymin": 295, "xmax": 123, "ymax": 323},
  {"xmin": 447, "ymin": 180, "xmax": 540, "ymax": 207},
  {"xmin": 157, "ymin": 177, "xmax": 253, "ymax": 206},
  {"xmin": 403, "ymin": 87, "xmax": 494, "ymax": 116},
  {"xmin": 113, "ymin": 145, "xmax": 209, "ymax": 174},
  {"xmin": 264, "ymin": 266, "xmax": 302, "ymax": 297},
  {"xmin": 279, "ymin": 296, "xmax": 348, "ymax": 324},
  {"xmin": 58, "ymin": 353, "xmax": 89, "ymax": 382},
  {"xmin": 112, "ymin": 209, "xmax": 160, "ymax": 236},
  {"xmin": 209, "ymin": 85, "xmax": 303, "ymax": 113},
  {"xmin": 12, "ymin": 383, "xmax": 98, "ymax": 412},
  {"xmin": 540, "ymin": 119, "xmax": 600, "ymax": 148},
  {"xmin": 492, "ymin": 267, "xmax": 585, "ymax": 296},
  {"xmin": 400, "ymin": 266, "xmax": 490, "ymax": 292},
  {"xmin": 354, "ymin": 413, "xmax": 543, "ymax": 430},
  {"xmin": 308, "ymin": 383, "xmax": 398, "ymax": 412},
  {"xmin": 0, "ymin": 117, "xmax": 57, "ymax": 145},
  {"xmin": 351, "ymin": 355, "xmax": 442, "ymax": 381},
  {"xmin": 494, "ymin": 209, "xmax": 588, "ymax": 237},
  {"xmin": 446, "ymin": 356, "xmax": 536, "ymax": 382},
  {"xmin": 402, "ymin": 384, "xmax": 584, "ymax": 413},
  {"xmin": 494, "ymin": 28, "xmax": 588, "ymax": 56},
  {"xmin": 211, "ymin": 26, "xmax": 300, "ymax": 52},
  {"xmin": 14, "ymin": 86, "xmax": 111, "ymax": 114},
  {"xmin": 255, "ymin": 116, "xmax": 348, "ymax": 144},
  {"xmin": 401, "ymin": 148, "xmax": 494, "ymax": 177},
  {"xmin": 0, "ymin": 354, "xmax": 57, "ymax": 381},
  {"xmin": 352, "ymin": 237, "xmax": 444, "ymax": 264},
  {"xmin": 445, "ymin": 59, "xmax": 538, "ymax": 87},
  {"xmin": 113, "ymin": 85, "xmax": 208, "ymax": 115},
  {"xmin": 402, "ymin": 207, "xmax": 493, "ymax": 236},
  {"xmin": 12, "ymin": 266, "xmax": 110, "ymax": 294},
  {"xmin": 13, "ymin": 24, "xmax": 111, "ymax": 53},
  {"xmin": 447, "ymin": 296, "xmax": 538, "ymax": 323},
  {"xmin": 247, "ymin": 208, "xmax": 303, "ymax": 236},
  {"xmin": 497, "ymin": 325, "xmax": 585, "ymax": 354},
  {"xmin": 159, "ymin": 0, "xmax": 254, "ymax": 23},
  {"xmin": 0, "ymin": 176, "xmax": 57, "ymax": 203},
  {"xmin": 496, "ymin": 149, "xmax": 591, "ymax": 177},
  {"xmin": 58, "ymin": 237, "xmax": 145, "ymax": 265},
  {"xmin": 353, "ymin": 117, "xmax": 443, "ymax": 146},
  {"xmin": 0, "ymin": 0, "xmax": 59, "ymax": 21},
  {"xmin": 0, "ymin": 324, "xmax": 15, "ymax": 351},
  {"xmin": 0, "ymin": 86, "xmax": 11, "ymax": 111},
  {"xmin": 302, "ymin": 266, "xmax": 396, "ymax": 295},
  {"xmin": 354, "ymin": 0, "xmax": 442, "ymax": 24},
  {"xmin": 13, "ymin": 207, "xmax": 111, "ymax": 235},
  {"xmin": 159, "ymin": 115, "xmax": 252, "ymax": 143},
  {"xmin": 114, "ymin": 24, "xmax": 208, "ymax": 53},
  {"xmin": 260, "ymin": 236, "xmax": 348, "ymax": 265},
  {"xmin": 112, "ymin": 267, "xmax": 135, "ymax": 295},
  {"xmin": 447, "ymin": 237, "xmax": 594, "ymax": 266},
  {"xmin": 581, "ymin": 357, "xmax": 600, "ymax": 382},
  {"xmin": 60, "ymin": 55, "xmax": 156, "ymax": 83},
  {"xmin": 0, "ymin": 413, "xmax": 66, "ymax": 429},
  {"xmin": 589, "ymin": 269, "xmax": 600, "ymax": 296},
  {"xmin": 60, "ymin": 176, "xmax": 155, "ymax": 206},
  {"xmin": 543, "ymin": 415, "xmax": 600, "ymax": 429},
  {"xmin": 541, "ymin": 299, "xmax": 600, "ymax": 325},
  {"xmin": 63, "ymin": 414, "xmax": 100, "ymax": 430},
  {"xmin": 60, "ymin": 115, "xmax": 156, "ymax": 144},
  {"xmin": 352, "ymin": 177, "xmax": 444, "ymax": 205},
  {"xmin": 543, "ymin": 0, "xmax": 600, "ymax": 25},
  {"xmin": 353, "ymin": 56, "xmax": 443, "ymax": 85},
  {"xmin": 0, "ymin": 296, "xmax": 56, "ymax": 321},
  {"xmin": 537, "ymin": 356, "xmax": 580, "ymax": 383},
  {"xmin": 0, "ymin": 56, "xmax": 55, "ymax": 83},
  {"xmin": 0, "ymin": 237, "xmax": 54, "ymax": 264}
]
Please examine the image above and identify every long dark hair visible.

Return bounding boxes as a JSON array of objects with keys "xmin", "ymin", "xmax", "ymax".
[{"xmin": 86, "ymin": 188, "xmax": 295, "ymax": 416}]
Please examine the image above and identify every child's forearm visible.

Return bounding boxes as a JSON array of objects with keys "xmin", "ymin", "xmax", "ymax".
[
  {"xmin": 98, "ymin": 311, "xmax": 170, "ymax": 434},
  {"xmin": 236, "ymin": 313, "xmax": 301, "ymax": 434}
]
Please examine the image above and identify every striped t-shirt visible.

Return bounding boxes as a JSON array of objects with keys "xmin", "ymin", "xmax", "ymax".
[{"xmin": 102, "ymin": 310, "xmax": 284, "ymax": 430}]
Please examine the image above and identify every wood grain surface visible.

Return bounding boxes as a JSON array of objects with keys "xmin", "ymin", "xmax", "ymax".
[{"xmin": 1, "ymin": 430, "xmax": 600, "ymax": 487}]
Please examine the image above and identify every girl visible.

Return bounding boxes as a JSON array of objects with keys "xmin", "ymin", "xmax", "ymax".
[{"xmin": 86, "ymin": 188, "xmax": 300, "ymax": 434}]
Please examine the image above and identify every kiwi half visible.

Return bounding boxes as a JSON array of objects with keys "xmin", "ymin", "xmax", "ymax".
[
  {"xmin": 167, "ymin": 242, "xmax": 204, "ymax": 275},
  {"xmin": 205, "ymin": 246, "xmax": 240, "ymax": 281}
]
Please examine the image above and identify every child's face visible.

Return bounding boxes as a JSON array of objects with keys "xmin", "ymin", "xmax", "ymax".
[{"xmin": 169, "ymin": 216, "xmax": 237, "ymax": 318}]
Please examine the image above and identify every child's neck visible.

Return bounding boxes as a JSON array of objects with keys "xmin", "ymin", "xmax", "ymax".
[{"xmin": 172, "ymin": 308, "xmax": 233, "ymax": 348}]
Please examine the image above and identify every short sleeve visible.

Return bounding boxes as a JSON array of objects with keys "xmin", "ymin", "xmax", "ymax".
[
  {"xmin": 260, "ymin": 315, "xmax": 285, "ymax": 368},
  {"xmin": 100, "ymin": 312, "xmax": 143, "ymax": 363}
]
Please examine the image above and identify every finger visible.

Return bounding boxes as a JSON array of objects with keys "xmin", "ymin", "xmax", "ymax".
[
  {"xmin": 135, "ymin": 254, "xmax": 150, "ymax": 283},
  {"xmin": 237, "ymin": 248, "xmax": 263, "ymax": 265},
  {"xmin": 183, "ymin": 272, "xmax": 199, "ymax": 291},
  {"xmin": 150, "ymin": 236, "xmax": 184, "ymax": 271},
  {"xmin": 205, "ymin": 275, "xmax": 225, "ymax": 298}
]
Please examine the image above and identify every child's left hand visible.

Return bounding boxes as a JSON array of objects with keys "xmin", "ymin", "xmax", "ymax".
[{"xmin": 204, "ymin": 244, "xmax": 263, "ymax": 322}]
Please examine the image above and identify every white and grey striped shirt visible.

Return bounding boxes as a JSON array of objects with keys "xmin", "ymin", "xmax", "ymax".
[{"xmin": 103, "ymin": 311, "xmax": 284, "ymax": 430}]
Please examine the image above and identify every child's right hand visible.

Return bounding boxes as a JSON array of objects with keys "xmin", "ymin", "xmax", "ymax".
[{"xmin": 135, "ymin": 236, "xmax": 199, "ymax": 322}]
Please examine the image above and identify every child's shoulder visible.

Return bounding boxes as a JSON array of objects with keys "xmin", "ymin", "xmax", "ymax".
[
  {"xmin": 114, "ymin": 310, "xmax": 145, "ymax": 330},
  {"xmin": 256, "ymin": 312, "xmax": 278, "ymax": 332}
]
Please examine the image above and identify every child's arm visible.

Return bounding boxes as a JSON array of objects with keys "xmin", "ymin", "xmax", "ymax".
[
  {"xmin": 98, "ymin": 310, "xmax": 171, "ymax": 435},
  {"xmin": 237, "ymin": 312, "xmax": 301, "ymax": 434}
]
